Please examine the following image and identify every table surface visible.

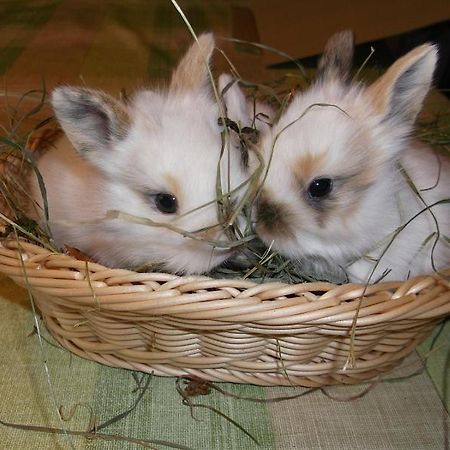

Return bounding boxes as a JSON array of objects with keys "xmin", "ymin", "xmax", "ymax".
[{"xmin": 0, "ymin": 1, "xmax": 449, "ymax": 449}]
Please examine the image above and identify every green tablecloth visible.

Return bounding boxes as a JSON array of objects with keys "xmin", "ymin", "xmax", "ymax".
[
  {"xmin": 0, "ymin": 1, "xmax": 449, "ymax": 448},
  {"xmin": 1, "ymin": 274, "xmax": 449, "ymax": 449}
]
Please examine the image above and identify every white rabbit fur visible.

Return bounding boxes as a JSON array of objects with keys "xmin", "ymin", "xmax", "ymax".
[
  {"xmin": 29, "ymin": 34, "xmax": 254, "ymax": 275},
  {"xmin": 255, "ymin": 31, "xmax": 449, "ymax": 283}
]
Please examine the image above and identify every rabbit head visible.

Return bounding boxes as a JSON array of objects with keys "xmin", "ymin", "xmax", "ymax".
[
  {"xmin": 34, "ymin": 33, "xmax": 254, "ymax": 274},
  {"xmin": 254, "ymin": 30, "xmax": 439, "ymax": 278}
]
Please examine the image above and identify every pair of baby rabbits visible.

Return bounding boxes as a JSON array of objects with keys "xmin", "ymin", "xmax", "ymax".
[{"xmin": 29, "ymin": 31, "xmax": 449, "ymax": 283}]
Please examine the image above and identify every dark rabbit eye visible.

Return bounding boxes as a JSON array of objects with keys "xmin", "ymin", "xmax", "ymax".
[
  {"xmin": 155, "ymin": 193, "xmax": 178, "ymax": 214},
  {"xmin": 308, "ymin": 178, "xmax": 333, "ymax": 199}
]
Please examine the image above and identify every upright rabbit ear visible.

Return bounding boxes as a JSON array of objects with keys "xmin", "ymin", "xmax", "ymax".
[
  {"xmin": 316, "ymin": 29, "xmax": 354, "ymax": 83},
  {"xmin": 169, "ymin": 33, "xmax": 215, "ymax": 93},
  {"xmin": 52, "ymin": 87, "xmax": 130, "ymax": 173},
  {"xmin": 218, "ymin": 74, "xmax": 252, "ymax": 167},
  {"xmin": 368, "ymin": 44, "xmax": 438, "ymax": 126},
  {"xmin": 219, "ymin": 74, "xmax": 250, "ymax": 126}
]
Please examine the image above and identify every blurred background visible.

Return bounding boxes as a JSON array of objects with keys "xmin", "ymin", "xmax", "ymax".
[{"xmin": 1, "ymin": 0, "xmax": 449, "ymax": 93}]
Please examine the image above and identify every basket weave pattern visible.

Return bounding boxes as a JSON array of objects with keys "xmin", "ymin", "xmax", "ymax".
[{"xmin": 1, "ymin": 239, "xmax": 449, "ymax": 387}]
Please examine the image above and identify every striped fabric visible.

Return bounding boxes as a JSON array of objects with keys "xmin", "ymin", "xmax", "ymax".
[{"xmin": 0, "ymin": 1, "xmax": 449, "ymax": 449}]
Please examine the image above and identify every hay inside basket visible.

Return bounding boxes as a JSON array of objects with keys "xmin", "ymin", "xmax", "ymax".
[{"xmin": 0, "ymin": 79, "xmax": 449, "ymax": 388}]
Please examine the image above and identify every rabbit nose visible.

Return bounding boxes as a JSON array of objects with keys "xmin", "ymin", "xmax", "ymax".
[
  {"xmin": 255, "ymin": 195, "xmax": 295, "ymax": 239},
  {"xmin": 256, "ymin": 196, "xmax": 281, "ymax": 231}
]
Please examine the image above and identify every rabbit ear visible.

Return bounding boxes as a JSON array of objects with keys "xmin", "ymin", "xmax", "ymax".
[
  {"xmin": 368, "ymin": 44, "xmax": 438, "ymax": 125},
  {"xmin": 218, "ymin": 74, "xmax": 252, "ymax": 167},
  {"xmin": 52, "ymin": 87, "xmax": 130, "ymax": 173},
  {"xmin": 219, "ymin": 74, "xmax": 250, "ymax": 126},
  {"xmin": 316, "ymin": 29, "xmax": 354, "ymax": 82},
  {"xmin": 169, "ymin": 33, "xmax": 215, "ymax": 93}
]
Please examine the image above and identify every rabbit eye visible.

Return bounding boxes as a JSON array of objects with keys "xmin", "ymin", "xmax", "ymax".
[
  {"xmin": 155, "ymin": 193, "xmax": 178, "ymax": 214},
  {"xmin": 307, "ymin": 178, "xmax": 333, "ymax": 199}
]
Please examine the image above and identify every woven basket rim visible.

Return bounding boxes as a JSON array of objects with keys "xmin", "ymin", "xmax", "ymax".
[
  {"xmin": 1, "ymin": 237, "xmax": 449, "ymax": 387},
  {"xmin": 1, "ymin": 238, "xmax": 449, "ymax": 320}
]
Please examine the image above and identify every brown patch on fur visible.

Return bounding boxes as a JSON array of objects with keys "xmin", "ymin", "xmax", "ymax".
[
  {"xmin": 256, "ymin": 192, "xmax": 295, "ymax": 239},
  {"xmin": 169, "ymin": 33, "xmax": 215, "ymax": 93},
  {"xmin": 368, "ymin": 70, "xmax": 402, "ymax": 116},
  {"xmin": 164, "ymin": 173, "xmax": 181, "ymax": 204},
  {"xmin": 299, "ymin": 131, "xmax": 378, "ymax": 228},
  {"xmin": 345, "ymin": 170, "xmax": 376, "ymax": 196},
  {"xmin": 345, "ymin": 130, "xmax": 378, "ymax": 193},
  {"xmin": 293, "ymin": 152, "xmax": 327, "ymax": 184},
  {"xmin": 335, "ymin": 145, "xmax": 378, "ymax": 225}
]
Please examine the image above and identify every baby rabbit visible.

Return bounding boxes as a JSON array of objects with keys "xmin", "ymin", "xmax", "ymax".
[
  {"xmin": 29, "ymin": 34, "xmax": 253, "ymax": 275},
  {"xmin": 255, "ymin": 30, "xmax": 449, "ymax": 283}
]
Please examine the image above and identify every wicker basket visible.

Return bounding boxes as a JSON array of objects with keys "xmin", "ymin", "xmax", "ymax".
[{"xmin": 1, "ymin": 238, "xmax": 449, "ymax": 387}]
